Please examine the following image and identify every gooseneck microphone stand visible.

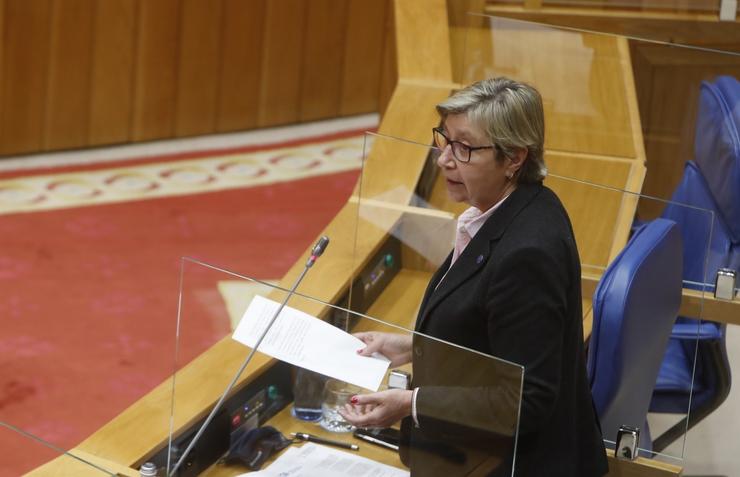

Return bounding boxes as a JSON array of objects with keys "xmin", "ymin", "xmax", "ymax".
[{"xmin": 169, "ymin": 236, "xmax": 330, "ymax": 476}]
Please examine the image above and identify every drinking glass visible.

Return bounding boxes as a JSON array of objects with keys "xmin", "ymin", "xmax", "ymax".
[
  {"xmin": 291, "ymin": 368, "xmax": 327, "ymax": 422},
  {"xmin": 320, "ymin": 379, "xmax": 361, "ymax": 432}
]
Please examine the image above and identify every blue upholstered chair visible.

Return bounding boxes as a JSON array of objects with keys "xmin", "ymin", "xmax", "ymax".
[
  {"xmin": 587, "ymin": 218, "xmax": 683, "ymax": 455},
  {"xmin": 649, "ymin": 76, "xmax": 738, "ymax": 452}
]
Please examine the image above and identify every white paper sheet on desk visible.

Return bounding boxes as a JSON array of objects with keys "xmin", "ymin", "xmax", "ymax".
[
  {"xmin": 240, "ymin": 443, "xmax": 409, "ymax": 477},
  {"xmin": 232, "ymin": 295, "xmax": 390, "ymax": 391}
]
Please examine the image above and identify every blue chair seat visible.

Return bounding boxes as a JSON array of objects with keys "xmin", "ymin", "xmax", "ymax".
[{"xmin": 654, "ymin": 341, "xmax": 703, "ymax": 405}]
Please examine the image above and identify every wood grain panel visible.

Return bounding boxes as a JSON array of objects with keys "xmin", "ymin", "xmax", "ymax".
[
  {"xmin": 378, "ymin": 0, "xmax": 397, "ymax": 117},
  {"xmin": 447, "ymin": 0, "xmax": 486, "ymax": 83},
  {"xmin": 483, "ymin": 5, "xmax": 740, "ymax": 53},
  {"xmin": 216, "ymin": 0, "xmax": 266, "ymax": 132},
  {"xmin": 299, "ymin": 0, "xmax": 348, "ymax": 121},
  {"xmin": 339, "ymin": 0, "xmax": 388, "ymax": 115},
  {"xmin": 257, "ymin": 0, "xmax": 306, "ymax": 127},
  {"xmin": 131, "ymin": 0, "xmax": 180, "ymax": 141},
  {"xmin": 28, "ymin": 451, "xmax": 139, "ymax": 477},
  {"xmin": 0, "ymin": 0, "xmax": 52, "ymax": 155},
  {"xmin": 44, "ymin": 0, "xmax": 95, "ymax": 150},
  {"xmin": 466, "ymin": 23, "xmax": 638, "ymax": 158},
  {"xmin": 0, "ymin": 0, "xmax": 393, "ymax": 156},
  {"xmin": 89, "ymin": 0, "xmax": 137, "ymax": 146},
  {"xmin": 630, "ymin": 40, "xmax": 653, "ymax": 132},
  {"xmin": 545, "ymin": 153, "xmax": 634, "ymax": 270},
  {"xmin": 395, "ymin": 0, "xmax": 453, "ymax": 82},
  {"xmin": 175, "ymin": 0, "xmax": 223, "ymax": 137}
]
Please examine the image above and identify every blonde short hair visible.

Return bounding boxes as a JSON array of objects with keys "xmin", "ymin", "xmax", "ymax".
[{"xmin": 436, "ymin": 77, "xmax": 546, "ymax": 183}]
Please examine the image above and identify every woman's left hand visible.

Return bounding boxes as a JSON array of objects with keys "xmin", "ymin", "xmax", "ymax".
[{"xmin": 339, "ymin": 389, "xmax": 413, "ymax": 428}]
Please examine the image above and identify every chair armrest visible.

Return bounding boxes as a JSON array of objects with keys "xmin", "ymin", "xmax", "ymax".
[{"xmin": 670, "ymin": 322, "xmax": 723, "ymax": 340}]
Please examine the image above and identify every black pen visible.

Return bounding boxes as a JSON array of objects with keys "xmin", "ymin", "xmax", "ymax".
[{"xmin": 291, "ymin": 432, "xmax": 359, "ymax": 451}]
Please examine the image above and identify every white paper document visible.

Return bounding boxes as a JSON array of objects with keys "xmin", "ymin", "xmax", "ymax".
[
  {"xmin": 240, "ymin": 442, "xmax": 409, "ymax": 477},
  {"xmin": 232, "ymin": 295, "xmax": 390, "ymax": 391}
]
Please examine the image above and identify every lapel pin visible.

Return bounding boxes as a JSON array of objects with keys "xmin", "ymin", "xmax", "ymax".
[{"xmin": 476, "ymin": 255, "xmax": 484, "ymax": 264}]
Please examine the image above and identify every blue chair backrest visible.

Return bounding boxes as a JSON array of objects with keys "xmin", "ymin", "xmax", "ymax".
[
  {"xmin": 587, "ymin": 219, "xmax": 683, "ymax": 444},
  {"xmin": 662, "ymin": 161, "xmax": 735, "ymax": 286},
  {"xmin": 684, "ymin": 76, "xmax": 740, "ymax": 283}
]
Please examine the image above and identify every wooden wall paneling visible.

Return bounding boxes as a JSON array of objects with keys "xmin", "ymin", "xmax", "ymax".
[
  {"xmin": 378, "ymin": 0, "xmax": 397, "ymax": 118},
  {"xmin": 131, "ymin": 0, "xmax": 181, "ymax": 141},
  {"xmin": 216, "ymin": 0, "xmax": 266, "ymax": 132},
  {"xmin": 0, "ymin": 0, "xmax": 52, "ymax": 155},
  {"xmin": 618, "ymin": 37, "xmax": 647, "ymax": 168},
  {"xmin": 473, "ymin": 26, "xmax": 636, "ymax": 158},
  {"xmin": 257, "ymin": 0, "xmax": 307, "ymax": 127},
  {"xmin": 629, "ymin": 40, "xmax": 654, "ymax": 137},
  {"xmin": 447, "ymin": 0, "xmax": 486, "ymax": 84},
  {"xmin": 339, "ymin": 0, "xmax": 388, "ymax": 116},
  {"xmin": 453, "ymin": 22, "xmax": 493, "ymax": 86},
  {"xmin": 174, "ymin": 0, "xmax": 223, "ymax": 137},
  {"xmin": 482, "ymin": 7, "xmax": 740, "ymax": 53},
  {"xmin": 44, "ymin": 0, "xmax": 95, "ymax": 150},
  {"xmin": 88, "ymin": 0, "xmax": 137, "ymax": 146},
  {"xmin": 299, "ymin": 0, "xmax": 348, "ymax": 122},
  {"xmin": 641, "ymin": 63, "xmax": 697, "ymax": 213},
  {"xmin": 395, "ymin": 0, "xmax": 453, "ymax": 82}
]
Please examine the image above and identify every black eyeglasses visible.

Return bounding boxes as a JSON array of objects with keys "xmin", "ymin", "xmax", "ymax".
[{"xmin": 432, "ymin": 127, "xmax": 497, "ymax": 163}]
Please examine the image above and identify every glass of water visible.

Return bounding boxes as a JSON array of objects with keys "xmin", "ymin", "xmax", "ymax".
[{"xmin": 320, "ymin": 379, "xmax": 361, "ymax": 433}]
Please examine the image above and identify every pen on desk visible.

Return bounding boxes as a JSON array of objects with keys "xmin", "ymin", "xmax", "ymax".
[
  {"xmin": 353, "ymin": 432, "xmax": 400, "ymax": 451},
  {"xmin": 292, "ymin": 432, "xmax": 359, "ymax": 451}
]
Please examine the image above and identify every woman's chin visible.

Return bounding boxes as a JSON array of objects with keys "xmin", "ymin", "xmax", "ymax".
[{"xmin": 446, "ymin": 190, "xmax": 468, "ymax": 204}]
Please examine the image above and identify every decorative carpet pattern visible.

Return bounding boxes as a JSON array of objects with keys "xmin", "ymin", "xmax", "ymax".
[
  {"xmin": 0, "ymin": 133, "xmax": 368, "ymax": 215},
  {"xmin": 0, "ymin": 126, "xmax": 369, "ymax": 475}
]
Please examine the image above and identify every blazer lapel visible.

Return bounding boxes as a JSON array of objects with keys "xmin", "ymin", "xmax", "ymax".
[
  {"xmin": 417, "ymin": 251, "xmax": 452, "ymax": 319},
  {"xmin": 415, "ymin": 182, "xmax": 543, "ymax": 331}
]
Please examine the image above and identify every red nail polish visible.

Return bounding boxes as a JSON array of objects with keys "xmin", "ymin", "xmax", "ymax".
[{"xmin": 350, "ymin": 396, "xmax": 359, "ymax": 404}]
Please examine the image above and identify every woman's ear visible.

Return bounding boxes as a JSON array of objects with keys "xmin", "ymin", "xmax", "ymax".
[{"xmin": 506, "ymin": 147, "xmax": 528, "ymax": 179}]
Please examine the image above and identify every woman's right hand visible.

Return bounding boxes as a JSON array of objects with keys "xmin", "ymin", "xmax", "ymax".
[{"xmin": 354, "ymin": 332, "xmax": 412, "ymax": 367}]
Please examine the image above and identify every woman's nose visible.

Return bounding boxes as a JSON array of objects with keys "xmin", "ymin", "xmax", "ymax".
[{"xmin": 437, "ymin": 144, "xmax": 455, "ymax": 168}]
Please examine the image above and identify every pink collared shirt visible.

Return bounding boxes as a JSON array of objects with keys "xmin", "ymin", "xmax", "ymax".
[{"xmin": 449, "ymin": 198, "xmax": 508, "ymax": 267}]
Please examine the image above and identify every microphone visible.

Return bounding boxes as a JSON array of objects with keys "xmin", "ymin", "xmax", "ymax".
[
  {"xmin": 169, "ymin": 236, "xmax": 330, "ymax": 476},
  {"xmin": 306, "ymin": 236, "xmax": 330, "ymax": 268}
]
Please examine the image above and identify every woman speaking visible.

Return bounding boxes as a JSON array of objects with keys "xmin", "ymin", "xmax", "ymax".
[{"xmin": 340, "ymin": 77, "xmax": 608, "ymax": 477}]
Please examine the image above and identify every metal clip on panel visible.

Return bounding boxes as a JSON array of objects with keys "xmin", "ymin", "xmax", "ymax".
[
  {"xmin": 715, "ymin": 268, "xmax": 737, "ymax": 301},
  {"xmin": 615, "ymin": 425, "xmax": 640, "ymax": 461}
]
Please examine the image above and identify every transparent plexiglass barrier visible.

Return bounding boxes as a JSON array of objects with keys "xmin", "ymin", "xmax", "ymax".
[
  {"xmin": 167, "ymin": 257, "xmax": 523, "ymax": 476},
  {"xmin": 536, "ymin": 0, "xmax": 719, "ymax": 14},
  {"xmin": 354, "ymin": 133, "xmax": 711, "ymax": 465},
  {"xmin": 0, "ymin": 422, "xmax": 120, "ymax": 476},
  {"xmin": 458, "ymin": 14, "xmax": 737, "ymax": 461},
  {"xmin": 461, "ymin": 13, "xmax": 740, "ymax": 231}
]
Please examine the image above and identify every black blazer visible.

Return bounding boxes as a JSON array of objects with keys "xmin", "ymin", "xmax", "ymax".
[{"xmin": 402, "ymin": 182, "xmax": 608, "ymax": 477}]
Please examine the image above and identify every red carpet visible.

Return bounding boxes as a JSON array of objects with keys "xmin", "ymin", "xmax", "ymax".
[{"xmin": 0, "ymin": 135, "xmax": 362, "ymax": 475}]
